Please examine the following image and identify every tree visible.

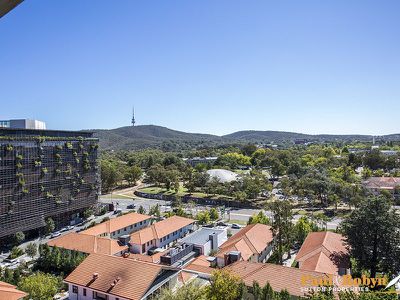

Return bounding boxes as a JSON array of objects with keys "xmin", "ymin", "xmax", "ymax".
[
  {"xmin": 13, "ymin": 231, "xmax": 25, "ymax": 245},
  {"xmin": 45, "ymin": 217, "xmax": 55, "ymax": 234},
  {"xmin": 124, "ymin": 165, "xmax": 142, "ymax": 185},
  {"xmin": 269, "ymin": 201, "xmax": 293, "ymax": 264},
  {"xmin": 341, "ymin": 196, "xmax": 400, "ymax": 277},
  {"xmin": 137, "ymin": 205, "xmax": 146, "ymax": 214},
  {"xmin": 209, "ymin": 208, "xmax": 219, "ymax": 221},
  {"xmin": 83, "ymin": 208, "xmax": 93, "ymax": 219},
  {"xmin": 158, "ymin": 281, "xmax": 207, "ymax": 300},
  {"xmin": 100, "ymin": 159, "xmax": 123, "ymax": 192},
  {"xmin": 294, "ymin": 216, "xmax": 315, "ymax": 245},
  {"xmin": 25, "ymin": 243, "xmax": 37, "ymax": 259},
  {"xmin": 149, "ymin": 204, "xmax": 161, "ymax": 217},
  {"xmin": 19, "ymin": 272, "xmax": 60, "ymax": 300},
  {"xmin": 207, "ymin": 269, "xmax": 244, "ymax": 300},
  {"xmin": 196, "ymin": 211, "xmax": 211, "ymax": 225},
  {"xmin": 248, "ymin": 211, "xmax": 270, "ymax": 225}
]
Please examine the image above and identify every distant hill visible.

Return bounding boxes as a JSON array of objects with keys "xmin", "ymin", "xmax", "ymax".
[
  {"xmin": 93, "ymin": 125, "xmax": 228, "ymax": 151},
  {"xmin": 92, "ymin": 125, "xmax": 400, "ymax": 151},
  {"xmin": 223, "ymin": 130, "xmax": 375, "ymax": 143}
]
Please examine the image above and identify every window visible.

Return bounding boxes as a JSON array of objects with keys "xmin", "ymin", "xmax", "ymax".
[
  {"xmin": 72, "ymin": 285, "xmax": 78, "ymax": 294},
  {"xmin": 130, "ymin": 225, "xmax": 133, "ymax": 229},
  {"xmin": 83, "ymin": 288, "xmax": 86, "ymax": 296},
  {"xmin": 142, "ymin": 244, "xmax": 145, "ymax": 253},
  {"xmin": 117, "ymin": 230, "xmax": 120, "ymax": 234}
]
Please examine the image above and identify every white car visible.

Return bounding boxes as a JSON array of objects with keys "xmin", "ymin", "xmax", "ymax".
[{"xmin": 50, "ymin": 231, "xmax": 62, "ymax": 238}]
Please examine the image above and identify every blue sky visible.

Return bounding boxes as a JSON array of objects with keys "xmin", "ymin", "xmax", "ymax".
[{"xmin": 1, "ymin": 0, "xmax": 400, "ymax": 135}]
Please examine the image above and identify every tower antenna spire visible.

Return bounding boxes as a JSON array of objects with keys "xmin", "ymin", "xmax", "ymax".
[{"xmin": 131, "ymin": 106, "xmax": 136, "ymax": 126}]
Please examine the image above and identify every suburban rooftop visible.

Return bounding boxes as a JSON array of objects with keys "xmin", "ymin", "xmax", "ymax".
[
  {"xmin": 64, "ymin": 253, "xmax": 178, "ymax": 300},
  {"xmin": 47, "ymin": 232, "xmax": 128, "ymax": 255},
  {"xmin": 216, "ymin": 223, "xmax": 274, "ymax": 261},
  {"xmin": 81, "ymin": 212, "xmax": 152, "ymax": 236},
  {"xmin": 130, "ymin": 215, "xmax": 195, "ymax": 245}
]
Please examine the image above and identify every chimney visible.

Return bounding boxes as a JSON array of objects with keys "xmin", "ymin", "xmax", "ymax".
[
  {"xmin": 209, "ymin": 233, "xmax": 218, "ymax": 251},
  {"xmin": 93, "ymin": 273, "xmax": 99, "ymax": 280}
]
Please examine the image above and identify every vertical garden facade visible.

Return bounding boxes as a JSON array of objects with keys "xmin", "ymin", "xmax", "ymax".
[{"xmin": 0, "ymin": 128, "xmax": 100, "ymax": 239}]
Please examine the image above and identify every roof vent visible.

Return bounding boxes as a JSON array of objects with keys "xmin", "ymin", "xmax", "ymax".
[{"xmin": 93, "ymin": 273, "xmax": 99, "ymax": 280}]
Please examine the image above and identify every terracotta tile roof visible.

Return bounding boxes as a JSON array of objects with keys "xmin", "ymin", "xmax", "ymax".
[
  {"xmin": 296, "ymin": 232, "xmax": 349, "ymax": 275},
  {"xmin": 0, "ymin": 281, "xmax": 27, "ymax": 300},
  {"xmin": 178, "ymin": 271, "xmax": 197, "ymax": 284},
  {"xmin": 64, "ymin": 253, "xmax": 177, "ymax": 300},
  {"xmin": 47, "ymin": 232, "xmax": 128, "ymax": 255},
  {"xmin": 184, "ymin": 255, "xmax": 215, "ymax": 275},
  {"xmin": 363, "ymin": 177, "xmax": 400, "ymax": 190},
  {"xmin": 130, "ymin": 216, "xmax": 195, "ymax": 245},
  {"xmin": 216, "ymin": 224, "xmax": 273, "ymax": 261},
  {"xmin": 225, "ymin": 261, "xmax": 339, "ymax": 297},
  {"xmin": 124, "ymin": 250, "xmax": 167, "ymax": 264},
  {"xmin": 81, "ymin": 213, "xmax": 151, "ymax": 236}
]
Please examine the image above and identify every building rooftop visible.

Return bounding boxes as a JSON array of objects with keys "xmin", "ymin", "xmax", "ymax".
[
  {"xmin": 47, "ymin": 232, "xmax": 128, "ymax": 255},
  {"xmin": 64, "ymin": 253, "xmax": 178, "ymax": 300},
  {"xmin": 180, "ymin": 227, "xmax": 226, "ymax": 246},
  {"xmin": 296, "ymin": 231, "xmax": 349, "ymax": 275},
  {"xmin": 216, "ymin": 223, "xmax": 273, "ymax": 261},
  {"xmin": 81, "ymin": 213, "xmax": 152, "ymax": 236},
  {"xmin": 206, "ymin": 169, "xmax": 238, "ymax": 183},
  {"xmin": 184, "ymin": 255, "xmax": 216, "ymax": 275},
  {"xmin": 363, "ymin": 177, "xmax": 400, "ymax": 190},
  {"xmin": 0, "ymin": 281, "xmax": 27, "ymax": 300},
  {"xmin": 130, "ymin": 216, "xmax": 195, "ymax": 245},
  {"xmin": 0, "ymin": 127, "xmax": 94, "ymax": 138},
  {"xmin": 225, "ymin": 261, "xmax": 341, "ymax": 297}
]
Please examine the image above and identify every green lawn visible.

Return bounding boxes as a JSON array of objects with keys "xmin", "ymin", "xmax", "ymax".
[{"xmin": 137, "ymin": 185, "xmax": 233, "ymax": 200}]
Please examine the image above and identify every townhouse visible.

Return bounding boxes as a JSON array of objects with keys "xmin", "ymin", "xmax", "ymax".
[
  {"xmin": 81, "ymin": 212, "xmax": 152, "ymax": 238},
  {"xmin": 47, "ymin": 232, "xmax": 129, "ymax": 256},
  {"xmin": 215, "ymin": 223, "xmax": 274, "ymax": 267},
  {"xmin": 65, "ymin": 253, "xmax": 180, "ymax": 300},
  {"xmin": 295, "ymin": 231, "xmax": 350, "ymax": 275},
  {"xmin": 130, "ymin": 216, "xmax": 195, "ymax": 254},
  {"xmin": 0, "ymin": 281, "xmax": 27, "ymax": 300}
]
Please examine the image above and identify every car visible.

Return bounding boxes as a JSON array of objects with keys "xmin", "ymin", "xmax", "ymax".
[
  {"xmin": 60, "ymin": 227, "xmax": 68, "ymax": 232},
  {"xmin": 231, "ymin": 223, "xmax": 241, "ymax": 229},
  {"xmin": 217, "ymin": 222, "xmax": 228, "ymax": 227},
  {"xmin": 113, "ymin": 209, "xmax": 122, "ymax": 215},
  {"xmin": 66, "ymin": 225, "xmax": 75, "ymax": 230},
  {"xmin": 50, "ymin": 231, "xmax": 61, "ymax": 238},
  {"xmin": 127, "ymin": 204, "xmax": 135, "ymax": 209}
]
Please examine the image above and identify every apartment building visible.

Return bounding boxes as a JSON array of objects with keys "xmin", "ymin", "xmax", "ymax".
[{"xmin": 0, "ymin": 128, "xmax": 100, "ymax": 239}]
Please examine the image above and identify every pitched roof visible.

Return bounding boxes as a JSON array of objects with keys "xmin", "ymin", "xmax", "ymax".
[
  {"xmin": 130, "ymin": 216, "xmax": 195, "ymax": 245},
  {"xmin": 64, "ymin": 253, "xmax": 177, "ymax": 300},
  {"xmin": 0, "ymin": 281, "xmax": 27, "ymax": 300},
  {"xmin": 225, "ymin": 261, "xmax": 339, "ymax": 297},
  {"xmin": 296, "ymin": 231, "xmax": 349, "ymax": 274},
  {"xmin": 216, "ymin": 224, "xmax": 273, "ymax": 261},
  {"xmin": 184, "ymin": 255, "xmax": 215, "ymax": 275},
  {"xmin": 124, "ymin": 250, "xmax": 167, "ymax": 264},
  {"xmin": 363, "ymin": 177, "xmax": 400, "ymax": 190},
  {"xmin": 81, "ymin": 213, "xmax": 151, "ymax": 236},
  {"xmin": 47, "ymin": 232, "xmax": 128, "ymax": 255}
]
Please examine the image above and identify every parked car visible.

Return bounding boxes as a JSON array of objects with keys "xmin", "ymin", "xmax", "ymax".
[
  {"xmin": 50, "ymin": 231, "xmax": 61, "ymax": 238},
  {"xmin": 231, "ymin": 223, "xmax": 241, "ymax": 229},
  {"xmin": 127, "ymin": 204, "xmax": 135, "ymax": 209},
  {"xmin": 217, "ymin": 222, "xmax": 228, "ymax": 227},
  {"xmin": 66, "ymin": 225, "xmax": 75, "ymax": 230}
]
